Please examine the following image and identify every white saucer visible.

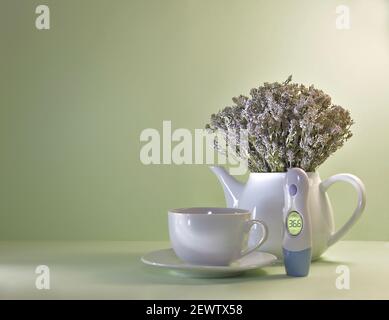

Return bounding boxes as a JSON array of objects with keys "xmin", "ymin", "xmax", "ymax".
[{"xmin": 141, "ymin": 248, "xmax": 277, "ymax": 278}]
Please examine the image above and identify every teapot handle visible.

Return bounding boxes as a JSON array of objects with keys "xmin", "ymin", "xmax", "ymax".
[{"xmin": 320, "ymin": 174, "xmax": 366, "ymax": 247}]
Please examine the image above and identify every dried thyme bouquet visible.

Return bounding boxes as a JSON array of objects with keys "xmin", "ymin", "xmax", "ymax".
[{"xmin": 206, "ymin": 76, "xmax": 353, "ymax": 172}]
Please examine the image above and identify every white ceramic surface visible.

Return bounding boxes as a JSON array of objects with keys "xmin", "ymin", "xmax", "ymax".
[
  {"xmin": 141, "ymin": 248, "xmax": 277, "ymax": 278},
  {"xmin": 210, "ymin": 166, "xmax": 366, "ymax": 260},
  {"xmin": 168, "ymin": 207, "xmax": 268, "ymax": 266}
]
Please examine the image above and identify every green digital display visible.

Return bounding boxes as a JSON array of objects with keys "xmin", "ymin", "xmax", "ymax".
[{"xmin": 286, "ymin": 211, "xmax": 303, "ymax": 236}]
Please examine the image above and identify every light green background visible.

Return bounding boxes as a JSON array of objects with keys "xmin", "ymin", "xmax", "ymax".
[{"xmin": 1, "ymin": 0, "xmax": 388, "ymax": 240}]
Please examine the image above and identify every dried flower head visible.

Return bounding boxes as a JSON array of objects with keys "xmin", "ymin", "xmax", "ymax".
[{"xmin": 206, "ymin": 76, "xmax": 354, "ymax": 172}]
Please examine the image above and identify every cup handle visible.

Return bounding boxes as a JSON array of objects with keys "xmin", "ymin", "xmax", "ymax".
[
  {"xmin": 320, "ymin": 173, "xmax": 367, "ymax": 247},
  {"xmin": 240, "ymin": 220, "xmax": 268, "ymax": 257}
]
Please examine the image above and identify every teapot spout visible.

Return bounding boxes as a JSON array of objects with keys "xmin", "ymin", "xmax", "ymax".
[{"xmin": 209, "ymin": 166, "xmax": 244, "ymax": 208}]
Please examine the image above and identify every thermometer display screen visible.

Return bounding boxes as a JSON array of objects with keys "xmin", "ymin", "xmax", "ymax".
[{"xmin": 286, "ymin": 211, "xmax": 303, "ymax": 236}]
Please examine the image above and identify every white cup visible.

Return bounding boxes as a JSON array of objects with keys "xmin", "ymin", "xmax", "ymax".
[{"xmin": 168, "ymin": 207, "xmax": 268, "ymax": 266}]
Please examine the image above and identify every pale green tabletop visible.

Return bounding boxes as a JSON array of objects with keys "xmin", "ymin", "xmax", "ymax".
[{"xmin": 0, "ymin": 241, "xmax": 388, "ymax": 299}]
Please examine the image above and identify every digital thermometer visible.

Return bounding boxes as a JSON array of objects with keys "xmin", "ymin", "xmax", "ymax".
[{"xmin": 282, "ymin": 168, "xmax": 312, "ymax": 277}]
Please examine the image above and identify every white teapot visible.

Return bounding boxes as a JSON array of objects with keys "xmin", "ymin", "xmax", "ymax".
[{"xmin": 210, "ymin": 166, "xmax": 366, "ymax": 260}]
